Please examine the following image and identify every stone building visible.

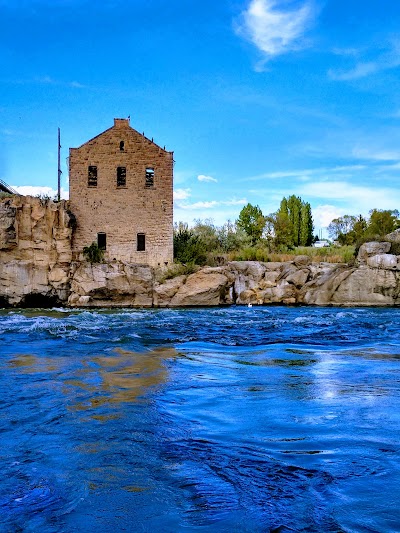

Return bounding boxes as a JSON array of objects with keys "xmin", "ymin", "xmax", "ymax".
[{"xmin": 69, "ymin": 118, "xmax": 173, "ymax": 267}]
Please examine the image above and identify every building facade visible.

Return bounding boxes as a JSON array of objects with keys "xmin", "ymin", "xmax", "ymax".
[{"xmin": 69, "ymin": 118, "xmax": 173, "ymax": 267}]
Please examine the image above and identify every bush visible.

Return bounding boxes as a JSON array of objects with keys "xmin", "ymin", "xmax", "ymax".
[
  {"xmin": 159, "ymin": 262, "xmax": 198, "ymax": 283},
  {"xmin": 83, "ymin": 242, "xmax": 104, "ymax": 263},
  {"xmin": 173, "ymin": 227, "xmax": 207, "ymax": 265}
]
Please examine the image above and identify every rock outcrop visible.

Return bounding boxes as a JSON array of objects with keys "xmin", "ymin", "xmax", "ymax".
[
  {"xmin": 0, "ymin": 195, "xmax": 74, "ymax": 306},
  {"xmin": 1, "ymin": 195, "xmax": 400, "ymax": 308}
]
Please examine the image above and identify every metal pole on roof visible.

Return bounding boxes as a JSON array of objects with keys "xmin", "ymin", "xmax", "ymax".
[{"xmin": 57, "ymin": 127, "xmax": 62, "ymax": 201}]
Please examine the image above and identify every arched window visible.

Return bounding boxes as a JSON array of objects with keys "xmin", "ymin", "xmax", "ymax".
[{"xmin": 119, "ymin": 141, "xmax": 124, "ymax": 151}]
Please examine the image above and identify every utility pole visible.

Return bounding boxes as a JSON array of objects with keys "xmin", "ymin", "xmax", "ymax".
[{"xmin": 57, "ymin": 127, "xmax": 62, "ymax": 201}]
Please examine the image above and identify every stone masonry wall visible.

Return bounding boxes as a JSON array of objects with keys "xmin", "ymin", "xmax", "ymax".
[{"xmin": 69, "ymin": 118, "xmax": 173, "ymax": 267}]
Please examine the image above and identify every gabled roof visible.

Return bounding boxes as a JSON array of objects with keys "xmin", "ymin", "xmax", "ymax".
[{"xmin": 72, "ymin": 118, "xmax": 172, "ymax": 153}]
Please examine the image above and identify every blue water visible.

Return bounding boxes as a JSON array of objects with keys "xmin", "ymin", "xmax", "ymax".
[{"xmin": 0, "ymin": 306, "xmax": 399, "ymax": 532}]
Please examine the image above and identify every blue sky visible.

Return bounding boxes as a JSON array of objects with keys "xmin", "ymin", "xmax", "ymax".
[{"xmin": 1, "ymin": 0, "xmax": 400, "ymax": 235}]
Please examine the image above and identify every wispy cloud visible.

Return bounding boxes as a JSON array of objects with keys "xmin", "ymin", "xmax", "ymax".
[
  {"xmin": 178, "ymin": 198, "xmax": 247, "ymax": 210},
  {"xmin": 298, "ymin": 180, "xmax": 400, "ymax": 210},
  {"xmin": 197, "ymin": 174, "xmax": 217, "ymax": 183},
  {"xmin": 245, "ymin": 164, "xmax": 367, "ymax": 181},
  {"xmin": 235, "ymin": 0, "xmax": 316, "ymax": 69},
  {"xmin": 329, "ymin": 40, "xmax": 400, "ymax": 81},
  {"xmin": 352, "ymin": 146, "xmax": 400, "ymax": 161},
  {"xmin": 5, "ymin": 76, "xmax": 87, "ymax": 89},
  {"xmin": 173, "ymin": 188, "xmax": 191, "ymax": 201}
]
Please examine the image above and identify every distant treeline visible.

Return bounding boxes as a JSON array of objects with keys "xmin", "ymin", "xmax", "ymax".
[{"xmin": 174, "ymin": 197, "xmax": 399, "ymax": 266}]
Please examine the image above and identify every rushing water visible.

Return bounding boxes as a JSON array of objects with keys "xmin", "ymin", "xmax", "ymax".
[{"xmin": 0, "ymin": 306, "xmax": 400, "ymax": 532}]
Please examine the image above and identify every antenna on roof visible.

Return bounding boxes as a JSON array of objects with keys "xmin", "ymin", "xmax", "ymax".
[{"xmin": 57, "ymin": 127, "xmax": 62, "ymax": 202}]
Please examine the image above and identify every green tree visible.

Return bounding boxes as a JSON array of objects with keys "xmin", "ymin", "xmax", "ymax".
[
  {"xmin": 287, "ymin": 195, "xmax": 302, "ymax": 246},
  {"xmin": 327, "ymin": 215, "xmax": 357, "ymax": 240},
  {"xmin": 192, "ymin": 218, "xmax": 220, "ymax": 252},
  {"xmin": 366, "ymin": 209, "xmax": 400, "ymax": 237},
  {"xmin": 217, "ymin": 220, "xmax": 250, "ymax": 252},
  {"xmin": 270, "ymin": 196, "xmax": 314, "ymax": 248},
  {"xmin": 236, "ymin": 203, "xmax": 265, "ymax": 245},
  {"xmin": 300, "ymin": 202, "xmax": 313, "ymax": 246},
  {"xmin": 173, "ymin": 224, "xmax": 207, "ymax": 265}
]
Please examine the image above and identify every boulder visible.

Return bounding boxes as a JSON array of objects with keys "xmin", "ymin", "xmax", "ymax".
[
  {"xmin": 68, "ymin": 262, "xmax": 153, "ymax": 307},
  {"xmin": 169, "ymin": 270, "xmax": 232, "ymax": 306},
  {"xmin": 357, "ymin": 241, "xmax": 391, "ymax": 264},
  {"xmin": 386, "ymin": 229, "xmax": 400, "ymax": 243},
  {"xmin": 367, "ymin": 254, "xmax": 398, "ymax": 270}
]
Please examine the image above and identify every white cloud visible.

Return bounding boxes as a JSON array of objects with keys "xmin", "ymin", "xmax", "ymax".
[
  {"xmin": 173, "ymin": 188, "xmax": 191, "ymax": 201},
  {"xmin": 236, "ymin": 0, "xmax": 315, "ymax": 67},
  {"xmin": 352, "ymin": 146, "xmax": 400, "ymax": 161},
  {"xmin": 298, "ymin": 181, "xmax": 400, "ymax": 212},
  {"xmin": 13, "ymin": 185, "xmax": 69, "ymax": 199},
  {"xmin": 329, "ymin": 40, "xmax": 400, "ymax": 81},
  {"xmin": 313, "ymin": 204, "xmax": 347, "ymax": 229},
  {"xmin": 179, "ymin": 198, "xmax": 247, "ymax": 210},
  {"xmin": 197, "ymin": 174, "xmax": 217, "ymax": 183}
]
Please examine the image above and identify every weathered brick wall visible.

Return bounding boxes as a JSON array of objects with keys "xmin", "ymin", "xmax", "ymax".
[{"xmin": 69, "ymin": 119, "xmax": 173, "ymax": 267}]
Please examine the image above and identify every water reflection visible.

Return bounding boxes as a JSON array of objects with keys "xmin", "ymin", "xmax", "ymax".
[{"xmin": 65, "ymin": 347, "xmax": 178, "ymax": 414}]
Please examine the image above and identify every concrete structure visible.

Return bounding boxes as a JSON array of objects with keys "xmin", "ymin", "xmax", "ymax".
[{"xmin": 69, "ymin": 118, "xmax": 174, "ymax": 267}]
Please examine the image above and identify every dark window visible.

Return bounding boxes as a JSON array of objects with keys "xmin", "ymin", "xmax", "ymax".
[
  {"xmin": 97, "ymin": 232, "xmax": 106, "ymax": 250},
  {"xmin": 145, "ymin": 167, "xmax": 154, "ymax": 188},
  {"xmin": 120, "ymin": 141, "xmax": 124, "ymax": 151},
  {"xmin": 117, "ymin": 166, "xmax": 126, "ymax": 187},
  {"xmin": 88, "ymin": 166, "xmax": 97, "ymax": 187},
  {"xmin": 137, "ymin": 233, "xmax": 145, "ymax": 251}
]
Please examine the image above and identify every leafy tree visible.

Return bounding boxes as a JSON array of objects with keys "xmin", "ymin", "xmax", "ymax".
[
  {"xmin": 266, "ymin": 211, "xmax": 293, "ymax": 249},
  {"xmin": 300, "ymin": 202, "xmax": 314, "ymax": 246},
  {"xmin": 366, "ymin": 209, "xmax": 400, "ymax": 237},
  {"xmin": 269, "ymin": 196, "xmax": 314, "ymax": 248},
  {"xmin": 327, "ymin": 215, "xmax": 357, "ymax": 240},
  {"xmin": 217, "ymin": 220, "xmax": 250, "ymax": 252},
  {"xmin": 173, "ymin": 224, "xmax": 207, "ymax": 265},
  {"xmin": 287, "ymin": 195, "xmax": 302, "ymax": 246},
  {"xmin": 192, "ymin": 218, "xmax": 220, "ymax": 252},
  {"xmin": 236, "ymin": 203, "xmax": 266, "ymax": 245}
]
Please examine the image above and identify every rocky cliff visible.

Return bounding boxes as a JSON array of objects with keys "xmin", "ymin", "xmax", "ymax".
[
  {"xmin": 1, "ymin": 195, "xmax": 400, "ymax": 307},
  {"xmin": 0, "ymin": 195, "xmax": 74, "ymax": 306}
]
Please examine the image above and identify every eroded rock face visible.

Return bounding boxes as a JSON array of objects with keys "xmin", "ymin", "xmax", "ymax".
[
  {"xmin": 0, "ymin": 196, "xmax": 73, "ymax": 306},
  {"xmin": 68, "ymin": 262, "xmax": 154, "ymax": 307}
]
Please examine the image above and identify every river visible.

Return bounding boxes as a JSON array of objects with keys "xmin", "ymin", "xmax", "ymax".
[{"xmin": 0, "ymin": 306, "xmax": 399, "ymax": 532}]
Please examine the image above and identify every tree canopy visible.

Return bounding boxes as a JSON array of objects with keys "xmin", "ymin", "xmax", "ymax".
[
  {"xmin": 236, "ymin": 203, "xmax": 266, "ymax": 245},
  {"xmin": 268, "ymin": 195, "xmax": 314, "ymax": 248},
  {"xmin": 327, "ymin": 210, "xmax": 400, "ymax": 245}
]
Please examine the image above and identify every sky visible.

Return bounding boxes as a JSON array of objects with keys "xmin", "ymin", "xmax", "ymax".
[{"xmin": 1, "ymin": 0, "xmax": 400, "ymax": 236}]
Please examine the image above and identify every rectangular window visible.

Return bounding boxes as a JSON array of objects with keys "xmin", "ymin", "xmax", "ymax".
[
  {"xmin": 145, "ymin": 167, "xmax": 154, "ymax": 188},
  {"xmin": 97, "ymin": 232, "xmax": 106, "ymax": 250},
  {"xmin": 137, "ymin": 233, "xmax": 145, "ymax": 251},
  {"xmin": 117, "ymin": 166, "xmax": 126, "ymax": 187},
  {"xmin": 88, "ymin": 166, "xmax": 97, "ymax": 187}
]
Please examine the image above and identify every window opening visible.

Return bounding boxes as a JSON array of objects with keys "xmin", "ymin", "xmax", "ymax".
[
  {"xmin": 88, "ymin": 166, "xmax": 97, "ymax": 187},
  {"xmin": 117, "ymin": 166, "xmax": 126, "ymax": 187},
  {"xmin": 120, "ymin": 141, "xmax": 124, "ymax": 151},
  {"xmin": 145, "ymin": 167, "xmax": 154, "ymax": 188},
  {"xmin": 137, "ymin": 233, "xmax": 145, "ymax": 251},
  {"xmin": 97, "ymin": 232, "xmax": 106, "ymax": 250}
]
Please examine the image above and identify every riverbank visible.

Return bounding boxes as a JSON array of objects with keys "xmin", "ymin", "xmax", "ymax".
[{"xmin": 1, "ymin": 195, "xmax": 400, "ymax": 307}]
